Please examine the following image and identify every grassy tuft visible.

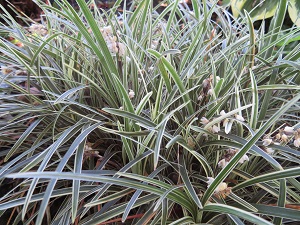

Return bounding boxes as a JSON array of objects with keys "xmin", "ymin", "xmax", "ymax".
[{"xmin": 0, "ymin": 0, "xmax": 300, "ymax": 224}]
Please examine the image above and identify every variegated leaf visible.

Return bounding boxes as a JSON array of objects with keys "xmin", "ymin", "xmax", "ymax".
[
  {"xmin": 288, "ymin": 0, "xmax": 300, "ymax": 26},
  {"xmin": 231, "ymin": 0, "xmax": 277, "ymax": 20}
]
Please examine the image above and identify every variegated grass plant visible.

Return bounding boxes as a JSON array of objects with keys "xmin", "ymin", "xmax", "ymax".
[{"xmin": 0, "ymin": 0, "xmax": 300, "ymax": 224}]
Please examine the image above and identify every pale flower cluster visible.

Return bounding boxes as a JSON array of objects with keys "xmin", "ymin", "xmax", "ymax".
[
  {"xmin": 201, "ymin": 110, "xmax": 245, "ymax": 134},
  {"xmin": 220, "ymin": 110, "xmax": 231, "ymax": 134},
  {"xmin": 200, "ymin": 117, "xmax": 209, "ymax": 125},
  {"xmin": 217, "ymin": 148, "xmax": 249, "ymax": 169},
  {"xmin": 84, "ymin": 144, "xmax": 93, "ymax": 151},
  {"xmin": 83, "ymin": 144, "xmax": 100, "ymax": 158},
  {"xmin": 202, "ymin": 120, "xmax": 299, "ymax": 198},
  {"xmin": 198, "ymin": 75, "xmax": 220, "ymax": 100},
  {"xmin": 187, "ymin": 136, "xmax": 196, "ymax": 149},
  {"xmin": 128, "ymin": 89, "xmax": 135, "ymax": 99},
  {"xmin": 100, "ymin": 26, "xmax": 126, "ymax": 56},
  {"xmin": 210, "ymin": 148, "xmax": 249, "ymax": 196},
  {"xmin": 0, "ymin": 66, "xmax": 12, "ymax": 75},
  {"xmin": 265, "ymin": 126, "xmax": 300, "ymax": 149},
  {"xmin": 206, "ymin": 177, "xmax": 228, "ymax": 193},
  {"xmin": 1, "ymin": 66, "xmax": 28, "ymax": 76},
  {"xmin": 211, "ymin": 125, "xmax": 220, "ymax": 133},
  {"xmin": 29, "ymin": 23, "xmax": 48, "ymax": 36},
  {"xmin": 262, "ymin": 138, "xmax": 273, "ymax": 146},
  {"xmin": 200, "ymin": 116, "xmax": 220, "ymax": 134},
  {"xmin": 221, "ymin": 110, "xmax": 245, "ymax": 134}
]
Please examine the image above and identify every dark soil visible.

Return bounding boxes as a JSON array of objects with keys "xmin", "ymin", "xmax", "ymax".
[{"xmin": 0, "ymin": 0, "xmax": 42, "ymax": 23}]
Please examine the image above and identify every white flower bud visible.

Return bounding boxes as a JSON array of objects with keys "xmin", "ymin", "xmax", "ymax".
[
  {"xmin": 238, "ymin": 155, "xmax": 249, "ymax": 164},
  {"xmin": 207, "ymin": 177, "xmax": 227, "ymax": 193},
  {"xmin": 218, "ymin": 159, "xmax": 228, "ymax": 168},
  {"xmin": 235, "ymin": 114, "xmax": 245, "ymax": 122},
  {"xmin": 117, "ymin": 42, "xmax": 126, "ymax": 56},
  {"xmin": 263, "ymin": 138, "xmax": 273, "ymax": 146},
  {"xmin": 275, "ymin": 133, "xmax": 281, "ymax": 140},
  {"xmin": 212, "ymin": 125, "xmax": 220, "ymax": 133},
  {"xmin": 220, "ymin": 110, "xmax": 226, "ymax": 116},
  {"xmin": 84, "ymin": 145, "xmax": 93, "ymax": 151},
  {"xmin": 128, "ymin": 90, "xmax": 135, "ymax": 99},
  {"xmin": 294, "ymin": 138, "xmax": 300, "ymax": 148},
  {"xmin": 102, "ymin": 26, "xmax": 113, "ymax": 34},
  {"xmin": 215, "ymin": 182, "xmax": 228, "ymax": 193},
  {"xmin": 207, "ymin": 88, "xmax": 213, "ymax": 96},
  {"xmin": 126, "ymin": 56, "xmax": 131, "ymax": 63},
  {"xmin": 281, "ymin": 134, "xmax": 288, "ymax": 142},
  {"xmin": 206, "ymin": 177, "xmax": 215, "ymax": 186},
  {"xmin": 200, "ymin": 117, "xmax": 209, "ymax": 125},
  {"xmin": 224, "ymin": 119, "xmax": 233, "ymax": 134},
  {"xmin": 223, "ymin": 118, "xmax": 228, "ymax": 127},
  {"xmin": 107, "ymin": 41, "xmax": 118, "ymax": 53},
  {"xmin": 284, "ymin": 126, "xmax": 294, "ymax": 136}
]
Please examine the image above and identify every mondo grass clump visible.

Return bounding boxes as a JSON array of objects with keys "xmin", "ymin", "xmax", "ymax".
[{"xmin": 0, "ymin": 0, "xmax": 300, "ymax": 224}]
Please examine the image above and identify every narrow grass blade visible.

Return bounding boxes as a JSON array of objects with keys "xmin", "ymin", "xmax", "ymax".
[
  {"xmin": 121, "ymin": 165, "xmax": 168, "ymax": 222},
  {"xmin": 228, "ymin": 193, "xmax": 257, "ymax": 212},
  {"xmin": 179, "ymin": 155, "xmax": 203, "ymax": 209},
  {"xmin": 252, "ymin": 204, "xmax": 300, "ymax": 221},
  {"xmin": 249, "ymin": 69, "xmax": 258, "ymax": 129},
  {"xmin": 4, "ymin": 118, "xmax": 43, "ymax": 162},
  {"xmin": 203, "ymin": 204, "xmax": 273, "ymax": 225},
  {"xmin": 234, "ymin": 167, "xmax": 300, "ymax": 190},
  {"xmin": 53, "ymin": 85, "xmax": 86, "ymax": 104},
  {"xmin": 169, "ymin": 216, "xmax": 195, "ymax": 225},
  {"xmin": 273, "ymin": 179, "xmax": 286, "ymax": 225}
]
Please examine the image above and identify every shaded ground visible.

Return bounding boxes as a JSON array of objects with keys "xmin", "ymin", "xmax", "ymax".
[
  {"xmin": 0, "ymin": 0, "xmax": 119, "ymax": 24},
  {"xmin": 0, "ymin": 0, "xmax": 42, "ymax": 23}
]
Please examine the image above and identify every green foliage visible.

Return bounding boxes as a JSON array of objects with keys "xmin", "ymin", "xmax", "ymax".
[
  {"xmin": 0, "ymin": 0, "xmax": 300, "ymax": 224},
  {"xmin": 229, "ymin": 0, "xmax": 300, "ymax": 26}
]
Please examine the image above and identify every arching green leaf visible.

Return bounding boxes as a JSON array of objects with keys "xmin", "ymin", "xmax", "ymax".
[{"xmin": 288, "ymin": 0, "xmax": 300, "ymax": 26}]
